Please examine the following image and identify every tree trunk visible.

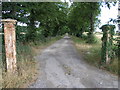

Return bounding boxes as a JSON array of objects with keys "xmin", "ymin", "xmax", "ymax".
[{"xmin": 87, "ymin": 13, "xmax": 95, "ymax": 43}]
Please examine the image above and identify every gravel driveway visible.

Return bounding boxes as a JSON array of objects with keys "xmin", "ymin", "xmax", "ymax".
[{"xmin": 29, "ymin": 36, "xmax": 118, "ymax": 88}]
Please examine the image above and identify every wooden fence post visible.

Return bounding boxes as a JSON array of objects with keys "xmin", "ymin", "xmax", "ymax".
[
  {"xmin": 2, "ymin": 19, "xmax": 17, "ymax": 73},
  {"xmin": 100, "ymin": 24, "xmax": 115, "ymax": 64}
]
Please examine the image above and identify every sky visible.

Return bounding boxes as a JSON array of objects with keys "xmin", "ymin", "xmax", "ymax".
[
  {"xmin": 96, "ymin": 2, "xmax": 118, "ymax": 32},
  {"xmin": 99, "ymin": 3, "xmax": 118, "ymax": 25}
]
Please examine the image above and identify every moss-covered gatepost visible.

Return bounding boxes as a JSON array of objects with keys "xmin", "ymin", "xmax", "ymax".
[
  {"xmin": 2, "ymin": 19, "xmax": 17, "ymax": 74},
  {"xmin": 100, "ymin": 24, "xmax": 115, "ymax": 65}
]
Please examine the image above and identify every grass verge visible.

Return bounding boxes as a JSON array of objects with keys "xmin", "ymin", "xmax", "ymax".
[
  {"xmin": 2, "ymin": 36, "xmax": 62, "ymax": 88},
  {"xmin": 71, "ymin": 35, "xmax": 118, "ymax": 76}
]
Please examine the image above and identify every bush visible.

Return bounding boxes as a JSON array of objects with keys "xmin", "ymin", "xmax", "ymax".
[
  {"xmin": 16, "ymin": 26, "xmax": 28, "ymax": 43},
  {"xmin": 86, "ymin": 34, "xmax": 98, "ymax": 44}
]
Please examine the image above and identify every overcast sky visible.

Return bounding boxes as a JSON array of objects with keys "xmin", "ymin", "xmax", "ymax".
[{"xmin": 97, "ymin": 2, "xmax": 118, "ymax": 32}]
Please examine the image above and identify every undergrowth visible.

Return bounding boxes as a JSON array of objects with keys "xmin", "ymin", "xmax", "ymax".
[{"xmin": 2, "ymin": 36, "xmax": 61, "ymax": 88}]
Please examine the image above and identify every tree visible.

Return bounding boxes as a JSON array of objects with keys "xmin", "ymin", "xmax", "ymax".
[
  {"xmin": 86, "ymin": 2, "xmax": 100, "ymax": 43},
  {"xmin": 68, "ymin": 2, "xmax": 100, "ymax": 41},
  {"xmin": 2, "ymin": 2, "xmax": 69, "ymax": 42}
]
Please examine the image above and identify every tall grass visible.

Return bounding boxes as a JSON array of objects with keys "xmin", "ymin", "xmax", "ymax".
[
  {"xmin": 2, "ymin": 42, "xmax": 38, "ymax": 88},
  {"xmin": 2, "ymin": 36, "xmax": 62, "ymax": 88},
  {"xmin": 72, "ymin": 35, "xmax": 118, "ymax": 75}
]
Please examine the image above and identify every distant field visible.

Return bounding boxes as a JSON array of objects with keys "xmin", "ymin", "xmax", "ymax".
[
  {"xmin": 95, "ymin": 33, "xmax": 119, "ymax": 44},
  {"xmin": 95, "ymin": 33, "xmax": 102, "ymax": 39}
]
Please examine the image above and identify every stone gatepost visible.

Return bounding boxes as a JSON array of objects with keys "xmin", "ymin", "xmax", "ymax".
[
  {"xmin": 2, "ymin": 19, "xmax": 17, "ymax": 73},
  {"xmin": 100, "ymin": 24, "xmax": 115, "ymax": 64}
]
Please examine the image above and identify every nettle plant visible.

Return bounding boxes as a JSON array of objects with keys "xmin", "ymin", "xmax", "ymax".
[{"xmin": 100, "ymin": 24, "xmax": 115, "ymax": 65}]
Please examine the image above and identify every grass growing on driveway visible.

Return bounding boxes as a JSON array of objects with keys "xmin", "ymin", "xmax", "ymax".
[
  {"xmin": 2, "ymin": 36, "xmax": 62, "ymax": 88},
  {"xmin": 72, "ymin": 35, "xmax": 118, "ymax": 76}
]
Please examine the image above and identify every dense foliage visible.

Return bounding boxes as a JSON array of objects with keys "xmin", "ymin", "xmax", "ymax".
[
  {"xmin": 2, "ymin": 2, "xmax": 68, "ymax": 42},
  {"xmin": 2, "ymin": 2, "xmax": 102, "ymax": 43},
  {"xmin": 68, "ymin": 2, "xmax": 101, "ymax": 43},
  {"xmin": 100, "ymin": 25, "xmax": 115, "ymax": 64}
]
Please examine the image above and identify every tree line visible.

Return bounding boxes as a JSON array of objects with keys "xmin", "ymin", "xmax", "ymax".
[
  {"xmin": 2, "ymin": 2, "xmax": 119, "ymax": 65},
  {"xmin": 2, "ymin": 2, "xmax": 102, "ymax": 43},
  {"xmin": 2, "ymin": 2, "xmax": 68, "ymax": 42},
  {"xmin": 2, "ymin": 2, "xmax": 117, "ymax": 42}
]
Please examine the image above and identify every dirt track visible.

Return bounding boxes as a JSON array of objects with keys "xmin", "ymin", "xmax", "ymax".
[{"xmin": 29, "ymin": 36, "xmax": 118, "ymax": 88}]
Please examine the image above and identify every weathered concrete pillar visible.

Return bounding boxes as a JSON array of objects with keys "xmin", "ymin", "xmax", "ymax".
[
  {"xmin": 2, "ymin": 19, "xmax": 17, "ymax": 73},
  {"xmin": 100, "ymin": 24, "xmax": 115, "ymax": 64}
]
